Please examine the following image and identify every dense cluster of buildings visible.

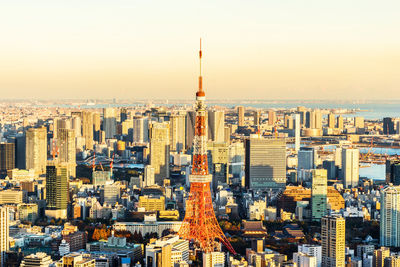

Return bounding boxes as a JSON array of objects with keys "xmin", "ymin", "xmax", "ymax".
[{"xmin": 0, "ymin": 98, "xmax": 398, "ymax": 266}]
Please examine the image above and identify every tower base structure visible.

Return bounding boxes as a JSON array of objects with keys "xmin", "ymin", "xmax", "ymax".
[{"xmin": 178, "ymin": 180, "xmax": 236, "ymax": 254}]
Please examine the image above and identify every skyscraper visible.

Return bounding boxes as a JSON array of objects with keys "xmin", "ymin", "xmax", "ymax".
[
  {"xmin": 103, "ymin": 108, "xmax": 117, "ymax": 139},
  {"xmin": 383, "ymin": 117, "xmax": 396, "ymax": 135},
  {"xmin": 208, "ymin": 110, "xmax": 225, "ymax": 143},
  {"xmin": 380, "ymin": 186, "xmax": 400, "ymax": 247},
  {"xmin": 341, "ymin": 148, "xmax": 359, "ymax": 188},
  {"xmin": 321, "ymin": 215, "xmax": 345, "ymax": 267},
  {"xmin": 208, "ymin": 142, "xmax": 229, "ymax": 191},
  {"xmin": 328, "ymin": 113, "xmax": 335, "ymax": 129},
  {"xmin": 245, "ymin": 137, "xmax": 286, "ymax": 189},
  {"xmin": 82, "ymin": 111, "xmax": 94, "ymax": 150},
  {"xmin": 57, "ymin": 129, "xmax": 76, "ymax": 178},
  {"xmin": 238, "ymin": 106, "xmax": 245, "ymax": 126},
  {"xmin": 298, "ymin": 147, "xmax": 315, "ymax": 171},
  {"xmin": 354, "ymin": 117, "xmax": 365, "ymax": 129},
  {"xmin": 185, "ymin": 111, "xmax": 196, "ymax": 152},
  {"xmin": 169, "ymin": 113, "xmax": 186, "ymax": 152},
  {"xmin": 45, "ymin": 163, "xmax": 68, "ymax": 219},
  {"xmin": 293, "ymin": 114, "xmax": 301, "ymax": 152},
  {"xmin": 311, "ymin": 169, "xmax": 327, "ymax": 221},
  {"xmin": 268, "ymin": 110, "xmax": 276, "ymax": 125},
  {"xmin": 149, "ymin": 122, "xmax": 170, "ymax": 185},
  {"xmin": 0, "ymin": 207, "xmax": 9, "ymax": 267},
  {"xmin": 25, "ymin": 127, "xmax": 47, "ymax": 175},
  {"xmin": 92, "ymin": 112, "xmax": 101, "ymax": 142},
  {"xmin": 253, "ymin": 110, "xmax": 260, "ymax": 126},
  {"xmin": 0, "ymin": 143, "xmax": 15, "ymax": 177},
  {"xmin": 337, "ymin": 116, "xmax": 344, "ymax": 130},
  {"xmin": 132, "ymin": 117, "xmax": 149, "ymax": 143}
]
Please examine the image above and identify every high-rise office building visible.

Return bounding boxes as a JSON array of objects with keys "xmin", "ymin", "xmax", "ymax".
[
  {"xmin": 245, "ymin": 137, "xmax": 286, "ymax": 189},
  {"xmin": 253, "ymin": 110, "xmax": 260, "ymax": 126},
  {"xmin": 15, "ymin": 134, "xmax": 26, "ymax": 170},
  {"xmin": 307, "ymin": 109, "xmax": 322, "ymax": 129},
  {"xmin": 92, "ymin": 112, "xmax": 101, "ymax": 142},
  {"xmin": 149, "ymin": 122, "xmax": 170, "ymax": 185},
  {"xmin": 354, "ymin": 117, "xmax": 365, "ymax": 129},
  {"xmin": 82, "ymin": 111, "xmax": 94, "ymax": 150},
  {"xmin": 208, "ymin": 142, "xmax": 229, "ymax": 190},
  {"xmin": 132, "ymin": 117, "xmax": 149, "ymax": 143},
  {"xmin": 57, "ymin": 129, "xmax": 76, "ymax": 178},
  {"xmin": 373, "ymin": 247, "xmax": 390, "ymax": 267},
  {"xmin": 0, "ymin": 207, "xmax": 9, "ymax": 267},
  {"xmin": 185, "ymin": 111, "xmax": 196, "ymax": 151},
  {"xmin": 238, "ymin": 106, "xmax": 245, "ymax": 127},
  {"xmin": 321, "ymin": 215, "xmax": 345, "ymax": 267},
  {"xmin": 386, "ymin": 160, "xmax": 400, "ymax": 185},
  {"xmin": 71, "ymin": 115, "xmax": 81, "ymax": 138},
  {"xmin": 328, "ymin": 113, "xmax": 335, "ymax": 129},
  {"xmin": 298, "ymin": 147, "xmax": 315, "ymax": 170},
  {"xmin": 293, "ymin": 114, "xmax": 301, "ymax": 152},
  {"xmin": 101, "ymin": 184, "xmax": 120, "ymax": 205},
  {"xmin": 268, "ymin": 110, "xmax": 276, "ymax": 125},
  {"xmin": 341, "ymin": 148, "xmax": 359, "ymax": 188},
  {"xmin": 103, "ymin": 108, "xmax": 117, "ymax": 139},
  {"xmin": 144, "ymin": 165, "xmax": 155, "ymax": 187},
  {"xmin": 323, "ymin": 160, "xmax": 336, "ymax": 180},
  {"xmin": 169, "ymin": 114, "xmax": 186, "ymax": 152},
  {"xmin": 120, "ymin": 108, "xmax": 128, "ymax": 122},
  {"xmin": 53, "ymin": 118, "xmax": 71, "ymax": 139},
  {"xmin": 0, "ymin": 143, "xmax": 15, "ymax": 176},
  {"xmin": 381, "ymin": 186, "xmax": 400, "ymax": 247},
  {"xmin": 311, "ymin": 169, "xmax": 327, "ymax": 221},
  {"xmin": 337, "ymin": 116, "xmax": 344, "ymax": 130},
  {"xmin": 45, "ymin": 163, "xmax": 68, "ymax": 219},
  {"xmin": 297, "ymin": 106, "xmax": 307, "ymax": 126},
  {"xmin": 208, "ymin": 110, "xmax": 225, "ymax": 143},
  {"xmin": 26, "ymin": 127, "xmax": 47, "ymax": 175},
  {"xmin": 383, "ymin": 117, "xmax": 396, "ymax": 135}
]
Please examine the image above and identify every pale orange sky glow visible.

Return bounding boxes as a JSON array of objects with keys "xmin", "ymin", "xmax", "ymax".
[{"xmin": 1, "ymin": 0, "xmax": 399, "ymax": 100}]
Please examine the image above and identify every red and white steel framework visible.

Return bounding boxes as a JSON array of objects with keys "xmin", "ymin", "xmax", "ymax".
[{"xmin": 178, "ymin": 39, "xmax": 236, "ymax": 254}]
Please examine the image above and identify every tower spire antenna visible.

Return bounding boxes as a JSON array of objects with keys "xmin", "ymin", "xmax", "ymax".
[{"xmin": 197, "ymin": 38, "xmax": 204, "ymax": 95}]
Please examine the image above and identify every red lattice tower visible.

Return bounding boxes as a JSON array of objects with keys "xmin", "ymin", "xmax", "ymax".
[{"xmin": 178, "ymin": 39, "xmax": 236, "ymax": 254}]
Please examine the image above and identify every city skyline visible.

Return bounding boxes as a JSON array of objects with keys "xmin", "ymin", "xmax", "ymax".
[{"xmin": 1, "ymin": 0, "xmax": 400, "ymax": 100}]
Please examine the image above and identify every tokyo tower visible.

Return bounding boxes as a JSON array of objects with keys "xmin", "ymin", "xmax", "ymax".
[{"xmin": 178, "ymin": 39, "xmax": 236, "ymax": 254}]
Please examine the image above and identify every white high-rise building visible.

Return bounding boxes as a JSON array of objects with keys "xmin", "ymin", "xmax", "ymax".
[
  {"xmin": 203, "ymin": 252, "xmax": 225, "ymax": 267},
  {"xmin": 293, "ymin": 252, "xmax": 317, "ymax": 267},
  {"xmin": 298, "ymin": 244, "xmax": 322, "ymax": 267},
  {"xmin": 144, "ymin": 165, "xmax": 155, "ymax": 187},
  {"xmin": 0, "ymin": 207, "xmax": 9, "ymax": 267},
  {"xmin": 132, "ymin": 117, "xmax": 149, "ymax": 143},
  {"xmin": 380, "ymin": 186, "xmax": 400, "ymax": 247},
  {"xmin": 293, "ymin": 113, "xmax": 301, "ymax": 152},
  {"xmin": 341, "ymin": 148, "xmax": 359, "ymax": 188},
  {"xmin": 169, "ymin": 114, "xmax": 186, "ymax": 152}
]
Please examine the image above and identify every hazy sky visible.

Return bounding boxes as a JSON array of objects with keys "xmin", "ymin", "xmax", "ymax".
[{"xmin": 1, "ymin": 0, "xmax": 400, "ymax": 100}]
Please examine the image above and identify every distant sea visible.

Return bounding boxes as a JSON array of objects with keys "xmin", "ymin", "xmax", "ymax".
[{"xmin": 39, "ymin": 101, "xmax": 400, "ymax": 120}]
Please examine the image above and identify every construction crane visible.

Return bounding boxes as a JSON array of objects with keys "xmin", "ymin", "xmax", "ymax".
[
  {"xmin": 110, "ymin": 153, "xmax": 115, "ymax": 178},
  {"xmin": 92, "ymin": 151, "xmax": 96, "ymax": 172},
  {"xmin": 362, "ymin": 137, "xmax": 374, "ymax": 161}
]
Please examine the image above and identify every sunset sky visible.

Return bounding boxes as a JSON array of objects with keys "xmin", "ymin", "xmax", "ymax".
[{"xmin": 1, "ymin": 0, "xmax": 400, "ymax": 100}]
